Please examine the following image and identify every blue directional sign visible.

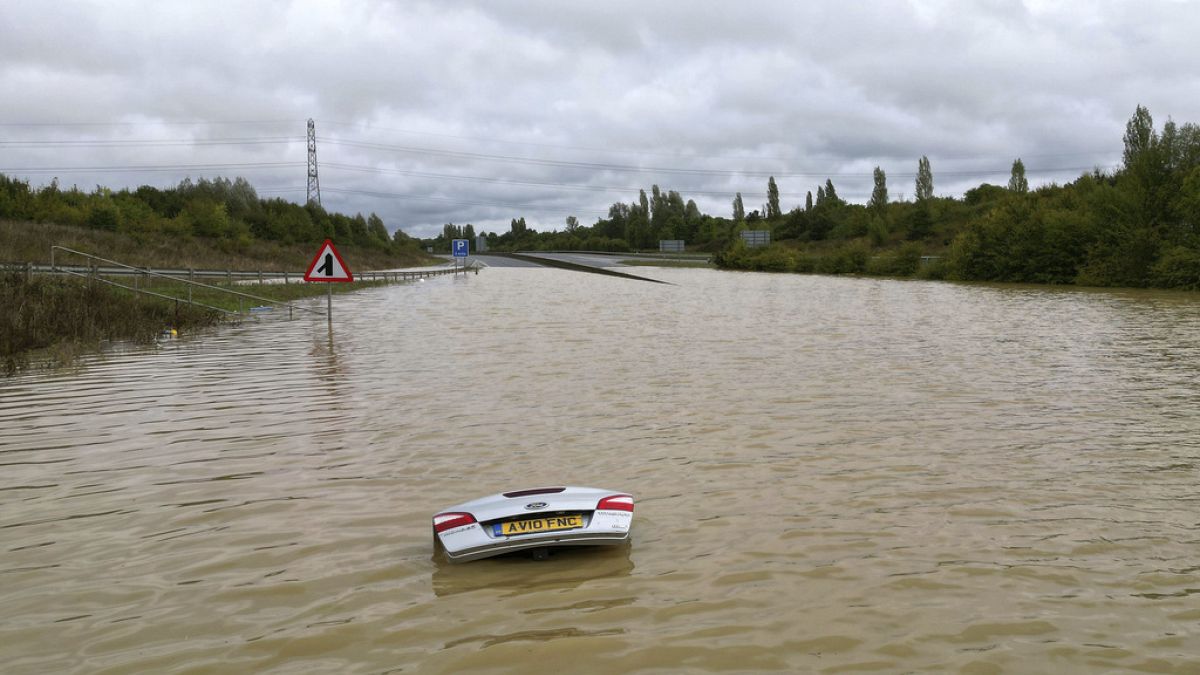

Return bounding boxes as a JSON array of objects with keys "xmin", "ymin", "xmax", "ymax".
[{"xmin": 452, "ymin": 239, "xmax": 469, "ymax": 257}]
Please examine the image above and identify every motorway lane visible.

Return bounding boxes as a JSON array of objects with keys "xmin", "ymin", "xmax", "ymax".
[
  {"xmin": 461, "ymin": 254, "xmax": 544, "ymax": 268},
  {"xmin": 521, "ymin": 252, "xmax": 624, "ymax": 267},
  {"xmin": 464, "ymin": 253, "xmax": 619, "ymax": 268}
]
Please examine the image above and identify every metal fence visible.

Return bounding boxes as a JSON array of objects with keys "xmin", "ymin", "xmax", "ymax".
[{"xmin": 10, "ymin": 246, "xmax": 470, "ymax": 318}]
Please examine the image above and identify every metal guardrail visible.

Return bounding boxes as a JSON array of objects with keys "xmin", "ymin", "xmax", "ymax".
[
  {"xmin": 25, "ymin": 262, "xmax": 462, "ymax": 284},
  {"xmin": 48, "ymin": 246, "xmax": 325, "ymax": 317},
  {"xmin": 27, "ymin": 247, "xmax": 474, "ymax": 318}
]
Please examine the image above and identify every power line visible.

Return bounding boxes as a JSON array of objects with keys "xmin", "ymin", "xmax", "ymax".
[
  {"xmin": 319, "ymin": 160, "xmax": 1115, "ymax": 199},
  {"xmin": 323, "ymin": 137, "xmax": 1111, "ymax": 180},
  {"xmin": 321, "ymin": 186, "xmax": 608, "ymax": 218},
  {"xmin": 317, "ymin": 119, "xmax": 1118, "ymax": 165},
  {"xmin": 0, "ymin": 119, "xmax": 301, "ymax": 128},
  {"xmin": 0, "ymin": 162, "xmax": 303, "ymax": 174},
  {"xmin": 0, "ymin": 137, "xmax": 300, "ymax": 148},
  {"xmin": 321, "ymin": 162, "xmax": 799, "ymax": 199}
]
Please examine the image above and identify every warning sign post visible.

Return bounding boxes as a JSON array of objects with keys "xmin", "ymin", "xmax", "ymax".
[
  {"xmin": 305, "ymin": 239, "xmax": 353, "ymax": 282},
  {"xmin": 304, "ymin": 239, "xmax": 353, "ymax": 320}
]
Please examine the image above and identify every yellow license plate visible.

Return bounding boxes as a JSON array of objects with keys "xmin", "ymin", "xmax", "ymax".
[{"xmin": 495, "ymin": 515, "xmax": 583, "ymax": 536}]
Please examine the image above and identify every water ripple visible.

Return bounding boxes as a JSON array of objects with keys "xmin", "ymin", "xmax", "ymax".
[{"xmin": 2, "ymin": 271, "xmax": 1200, "ymax": 673}]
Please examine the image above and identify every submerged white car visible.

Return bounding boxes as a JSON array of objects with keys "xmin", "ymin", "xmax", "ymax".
[{"xmin": 433, "ymin": 486, "xmax": 634, "ymax": 563}]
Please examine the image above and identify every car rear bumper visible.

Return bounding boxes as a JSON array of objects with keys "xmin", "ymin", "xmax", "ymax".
[{"xmin": 441, "ymin": 529, "xmax": 630, "ymax": 563}]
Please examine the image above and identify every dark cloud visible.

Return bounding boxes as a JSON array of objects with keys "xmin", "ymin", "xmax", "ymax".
[{"xmin": 2, "ymin": 0, "xmax": 1198, "ymax": 237}]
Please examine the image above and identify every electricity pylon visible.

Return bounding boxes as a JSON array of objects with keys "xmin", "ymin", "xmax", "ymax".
[{"xmin": 306, "ymin": 118, "xmax": 321, "ymax": 206}]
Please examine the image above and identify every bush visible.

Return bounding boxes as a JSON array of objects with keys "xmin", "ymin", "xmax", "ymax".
[
  {"xmin": 86, "ymin": 201, "xmax": 122, "ymax": 231},
  {"xmin": 815, "ymin": 241, "xmax": 869, "ymax": 274},
  {"xmin": 752, "ymin": 245, "xmax": 796, "ymax": 272},
  {"xmin": 1151, "ymin": 245, "xmax": 1200, "ymax": 289},
  {"xmin": 866, "ymin": 243, "xmax": 923, "ymax": 277}
]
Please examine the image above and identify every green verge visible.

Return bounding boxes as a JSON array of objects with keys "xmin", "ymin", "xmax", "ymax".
[
  {"xmin": 0, "ymin": 272, "xmax": 397, "ymax": 375},
  {"xmin": 1, "ymin": 272, "xmax": 218, "ymax": 374}
]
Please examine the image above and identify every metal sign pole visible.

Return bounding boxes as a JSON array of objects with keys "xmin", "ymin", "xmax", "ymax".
[{"xmin": 327, "ymin": 283, "xmax": 332, "ymax": 323}]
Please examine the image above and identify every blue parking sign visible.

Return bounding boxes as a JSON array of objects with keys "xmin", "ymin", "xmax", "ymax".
[{"xmin": 452, "ymin": 239, "xmax": 469, "ymax": 257}]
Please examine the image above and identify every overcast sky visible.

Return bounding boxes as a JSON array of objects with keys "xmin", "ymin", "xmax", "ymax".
[{"xmin": 3, "ymin": 0, "xmax": 1199, "ymax": 238}]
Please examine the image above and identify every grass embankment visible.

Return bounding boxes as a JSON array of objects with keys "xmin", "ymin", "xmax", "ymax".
[
  {"xmin": 1, "ymin": 271, "xmax": 219, "ymax": 374},
  {"xmin": 1, "ymin": 219, "xmax": 439, "ymax": 272},
  {"xmin": 1, "ymin": 220, "xmax": 442, "ymax": 374},
  {"xmin": 1, "ymin": 270, "xmax": 402, "ymax": 374}
]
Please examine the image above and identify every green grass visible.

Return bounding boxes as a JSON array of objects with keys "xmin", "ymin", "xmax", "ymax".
[
  {"xmin": 1, "ymin": 218, "xmax": 449, "ymax": 374},
  {"xmin": 0, "ymin": 272, "xmax": 414, "ymax": 374},
  {"xmin": 1, "ymin": 272, "xmax": 221, "ymax": 374},
  {"xmin": 1, "ymin": 219, "xmax": 440, "ymax": 271}
]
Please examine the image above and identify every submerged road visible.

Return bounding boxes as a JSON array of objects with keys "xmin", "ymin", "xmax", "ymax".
[
  {"xmin": 464, "ymin": 252, "xmax": 624, "ymax": 268},
  {"xmin": 466, "ymin": 252, "xmax": 669, "ymax": 284},
  {"xmin": 461, "ymin": 254, "xmax": 541, "ymax": 268}
]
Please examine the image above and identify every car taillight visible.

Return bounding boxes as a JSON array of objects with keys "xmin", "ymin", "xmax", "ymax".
[
  {"xmin": 433, "ymin": 512, "xmax": 476, "ymax": 533},
  {"xmin": 596, "ymin": 494, "xmax": 634, "ymax": 512}
]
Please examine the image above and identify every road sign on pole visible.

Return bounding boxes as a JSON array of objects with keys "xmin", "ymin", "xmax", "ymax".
[
  {"xmin": 304, "ymin": 239, "xmax": 352, "ymax": 322},
  {"xmin": 304, "ymin": 239, "xmax": 353, "ymax": 282},
  {"xmin": 451, "ymin": 238, "xmax": 469, "ymax": 276}
]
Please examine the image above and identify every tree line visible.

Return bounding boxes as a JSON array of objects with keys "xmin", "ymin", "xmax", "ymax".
[
  {"xmin": 5, "ymin": 106, "xmax": 1197, "ymax": 289},
  {"xmin": 0, "ymin": 175, "xmax": 423, "ymax": 256},
  {"xmin": 433, "ymin": 106, "xmax": 1199, "ymax": 290}
]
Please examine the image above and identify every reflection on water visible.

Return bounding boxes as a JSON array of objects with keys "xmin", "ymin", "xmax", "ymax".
[
  {"xmin": 431, "ymin": 544, "xmax": 635, "ymax": 598},
  {"xmin": 2, "ymin": 268, "xmax": 1200, "ymax": 673}
]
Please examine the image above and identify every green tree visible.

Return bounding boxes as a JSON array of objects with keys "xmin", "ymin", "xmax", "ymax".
[
  {"xmin": 732, "ymin": 192, "xmax": 745, "ymax": 221},
  {"xmin": 868, "ymin": 214, "xmax": 889, "ymax": 246},
  {"xmin": 604, "ymin": 202, "xmax": 629, "ymax": 240},
  {"xmin": 766, "ymin": 177, "xmax": 781, "ymax": 218},
  {"xmin": 367, "ymin": 213, "xmax": 389, "ymax": 244},
  {"xmin": 869, "ymin": 167, "xmax": 888, "ymax": 213},
  {"xmin": 1008, "ymin": 158, "xmax": 1029, "ymax": 193},
  {"xmin": 86, "ymin": 200, "xmax": 122, "ymax": 232},
  {"xmin": 916, "ymin": 155, "xmax": 933, "ymax": 201},
  {"xmin": 1123, "ymin": 104, "xmax": 1156, "ymax": 171},
  {"xmin": 684, "ymin": 199, "xmax": 701, "ymax": 240},
  {"xmin": 824, "ymin": 179, "xmax": 840, "ymax": 205},
  {"xmin": 805, "ymin": 191, "xmax": 813, "ymax": 211},
  {"xmin": 183, "ymin": 199, "xmax": 231, "ymax": 238}
]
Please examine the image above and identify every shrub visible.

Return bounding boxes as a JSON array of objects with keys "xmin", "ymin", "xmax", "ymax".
[
  {"xmin": 86, "ymin": 201, "xmax": 122, "ymax": 232},
  {"xmin": 1151, "ymin": 245, "xmax": 1200, "ymax": 289},
  {"xmin": 816, "ymin": 241, "xmax": 869, "ymax": 274}
]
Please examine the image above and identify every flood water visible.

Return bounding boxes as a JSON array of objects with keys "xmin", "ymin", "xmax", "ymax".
[{"xmin": 3, "ymin": 267, "xmax": 1200, "ymax": 673}]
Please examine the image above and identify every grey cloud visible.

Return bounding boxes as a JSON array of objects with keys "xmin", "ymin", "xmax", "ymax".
[{"xmin": 2, "ymin": 0, "xmax": 1198, "ymax": 237}]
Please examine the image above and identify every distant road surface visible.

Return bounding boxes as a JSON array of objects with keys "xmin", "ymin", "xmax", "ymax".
[
  {"xmin": 461, "ymin": 254, "xmax": 542, "ymax": 268},
  {"xmin": 452, "ymin": 252, "xmax": 704, "ymax": 269},
  {"xmin": 463, "ymin": 253, "xmax": 621, "ymax": 268}
]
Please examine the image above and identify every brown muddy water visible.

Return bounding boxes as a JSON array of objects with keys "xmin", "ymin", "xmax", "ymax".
[{"xmin": 2, "ymin": 268, "xmax": 1199, "ymax": 674}]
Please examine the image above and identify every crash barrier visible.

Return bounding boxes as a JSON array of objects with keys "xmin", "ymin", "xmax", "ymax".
[
  {"xmin": 34, "ymin": 247, "xmax": 472, "ymax": 317},
  {"xmin": 29, "ymin": 257, "xmax": 467, "ymax": 285}
]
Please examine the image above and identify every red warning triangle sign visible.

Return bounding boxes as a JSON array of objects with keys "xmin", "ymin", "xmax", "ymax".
[{"xmin": 304, "ymin": 239, "xmax": 354, "ymax": 282}]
